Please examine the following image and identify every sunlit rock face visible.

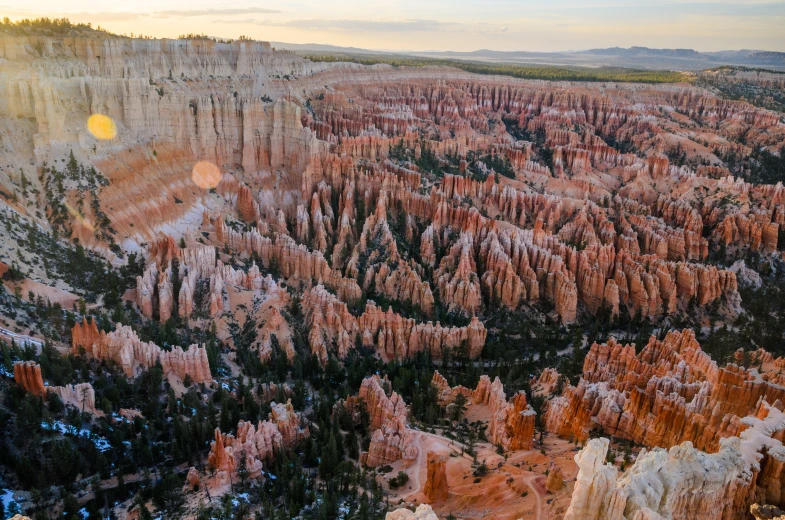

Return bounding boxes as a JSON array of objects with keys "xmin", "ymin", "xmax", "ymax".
[
  {"xmin": 424, "ymin": 451, "xmax": 449, "ymax": 502},
  {"xmin": 544, "ymin": 329, "xmax": 785, "ymax": 452},
  {"xmin": 565, "ymin": 401, "xmax": 785, "ymax": 520}
]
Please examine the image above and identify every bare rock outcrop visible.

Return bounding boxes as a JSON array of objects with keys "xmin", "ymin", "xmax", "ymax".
[
  {"xmin": 14, "ymin": 361, "xmax": 99, "ymax": 413},
  {"xmin": 474, "ymin": 375, "xmax": 536, "ymax": 451},
  {"xmin": 544, "ymin": 329, "xmax": 785, "ymax": 451},
  {"xmin": 187, "ymin": 467, "xmax": 200, "ymax": 489},
  {"xmin": 564, "ymin": 401, "xmax": 785, "ymax": 519},
  {"xmin": 302, "ymin": 285, "xmax": 486, "ymax": 363},
  {"xmin": 208, "ymin": 400, "xmax": 309, "ymax": 479},
  {"xmin": 431, "ymin": 370, "xmax": 472, "ymax": 406},
  {"xmin": 435, "ymin": 373, "xmax": 536, "ymax": 450},
  {"xmin": 386, "ymin": 505, "xmax": 439, "ymax": 520},
  {"xmin": 50, "ymin": 383, "xmax": 98, "ymax": 414},
  {"xmin": 347, "ymin": 376, "xmax": 418, "ymax": 467},
  {"xmin": 13, "ymin": 361, "xmax": 45, "ymax": 396},
  {"xmin": 72, "ymin": 319, "xmax": 212, "ymax": 382},
  {"xmin": 752, "ymin": 504, "xmax": 785, "ymax": 520},
  {"xmin": 545, "ymin": 464, "xmax": 564, "ymax": 492},
  {"xmin": 424, "ymin": 451, "xmax": 449, "ymax": 502}
]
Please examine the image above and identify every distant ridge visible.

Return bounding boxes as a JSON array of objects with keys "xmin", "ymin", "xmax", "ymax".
[{"xmin": 280, "ymin": 42, "xmax": 785, "ymax": 71}]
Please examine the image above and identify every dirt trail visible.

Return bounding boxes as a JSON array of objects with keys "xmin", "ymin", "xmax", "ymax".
[
  {"xmin": 401, "ymin": 433, "xmax": 425, "ymax": 500},
  {"xmin": 522, "ymin": 472, "xmax": 545, "ymax": 520},
  {"xmin": 396, "ymin": 430, "xmax": 548, "ymax": 520}
]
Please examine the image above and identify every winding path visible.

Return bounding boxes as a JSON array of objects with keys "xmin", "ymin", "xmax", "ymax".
[
  {"xmin": 0, "ymin": 326, "xmax": 43, "ymax": 347},
  {"xmin": 521, "ymin": 472, "xmax": 545, "ymax": 520},
  {"xmin": 398, "ymin": 430, "xmax": 547, "ymax": 520}
]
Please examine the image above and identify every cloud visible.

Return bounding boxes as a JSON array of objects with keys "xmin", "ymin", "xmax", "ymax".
[
  {"xmin": 222, "ymin": 17, "xmax": 508, "ymax": 35},
  {"xmin": 1, "ymin": 6, "xmax": 279, "ymax": 21},
  {"xmin": 155, "ymin": 7, "xmax": 281, "ymax": 17},
  {"xmin": 2, "ymin": 9, "xmax": 145, "ymax": 22}
]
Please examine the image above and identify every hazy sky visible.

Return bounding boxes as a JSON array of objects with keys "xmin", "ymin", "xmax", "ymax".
[{"xmin": 3, "ymin": 0, "xmax": 784, "ymax": 52}]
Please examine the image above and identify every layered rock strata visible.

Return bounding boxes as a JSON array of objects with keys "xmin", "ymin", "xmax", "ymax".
[
  {"xmin": 208, "ymin": 400, "xmax": 309, "ymax": 479},
  {"xmin": 564, "ymin": 400, "xmax": 785, "ymax": 519},
  {"xmin": 345, "ymin": 376, "xmax": 418, "ymax": 467},
  {"xmin": 424, "ymin": 451, "xmax": 449, "ymax": 502},
  {"xmin": 544, "ymin": 328, "xmax": 785, "ymax": 452},
  {"xmin": 72, "ymin": 318, "xmax": 212, "ymax": 382}
]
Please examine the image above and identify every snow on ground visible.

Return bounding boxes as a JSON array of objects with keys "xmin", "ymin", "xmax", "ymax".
[
  {"xmin": 1, "ymin": 488, "xmax": 21, "ymax": 513},
  {"xmin": 41, "ymin": 420, "xmax": 112, "ymax": 451}
]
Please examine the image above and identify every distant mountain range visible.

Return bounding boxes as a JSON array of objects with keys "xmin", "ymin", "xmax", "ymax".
[{"xmin": 272, "ymin": 42, "xmax": 785, "ymax": 71}]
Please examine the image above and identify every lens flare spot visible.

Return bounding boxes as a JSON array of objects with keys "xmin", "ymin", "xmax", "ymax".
[
  {"xmin": 191, "ymin": 161, "xmax": 222, "ymax": 189},
  {"xmin": 87, "ymin": 114, "xmax": 117, "ymax": 140},
  {"xmin": 64, "ymin": 201, "xmax": 95, "ymax": 233}
]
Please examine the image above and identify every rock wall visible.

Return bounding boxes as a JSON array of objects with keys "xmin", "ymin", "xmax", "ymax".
[
  {"xmin": 13, "ymin": 361, "xmax": 98, "ymax": 413},
  {"xmin": 346, "ymin": 376, "xmax": 418, "ymax": 467},
  {"xmin": 545, "ymin": 328, "xmax": 785, "ymax": 452},
  {"xmin": 386, "ymin": 505, "xmax": 439, "ymax": 520},
  {"xmin": 474, "ymin": 375, "xmax": 536, "ymax": 451},
  {"xmin": 435, "ymin": 372, "xmax": 536, "ymax": 451},
  {"xmin": 13, "ymin": 361, "xmax": 45, "ymax": 396},
  {"xmin": 424, "ymin": 451, "xmax": 449, "ymax": 502},
  {"xmin": 564, "ymin": 401, "xmax": 785, "ymax": 519},
  {"xmin": 208, "ymin": 400, "xmax": 308, "ymax": 479},
  {"xmin": 301, "ymin": 285, "xmax": 486, "ymax": 363},
  {"xmin": 72, "ymin": 318, "xmax": 212, "ymax": 382}
]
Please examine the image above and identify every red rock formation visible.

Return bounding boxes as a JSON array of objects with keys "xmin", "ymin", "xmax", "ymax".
[
  {"xmin": 431, "ymin": 370, "xmax": 473, "ymax": 406},
  {"xmin": 544, "ymin": 329, "xmax": 785, "ymax": 453},
  {"xmin": 565, "ymin": 401, "xmax": 785, "ymax": 520},
  {"xmin": 432, "ymin": 372, "xmax": 537, "ymax": 450},
  {"xmin": 13, "ymin": 361, "xmax": 45, "ymax": 396},
  {"xmin": 530, "ymin": 367, "xmax": 562, "ymax": 397},
  {"xmin": 424, "ymin": 451, "xmax": 449, "ymax": 502},
  {"xmin": 545, "ymin": 464, "xmax": 564, "ymax": 492},
  {"xmin": 363, "ymin": 413, "xmax": 418, "ymax": 467},
  {"xmin": 208, "ymin": 400, "xmax": 309, "ymax": 478},
  {"xmin": 187, "ymin": 467, "xmax": 200, "ymax": 489},
  {"xmin": 475, "ymin": 376, "xmax": 536, "ymax": 451},
  {"xmin": 301, "ymin": 285, "xmax": 486, "ymax": 363},
  {"xmin": 435, "ymin": 234, "xmax": 482, "ymax": 315},
  {"xmin": 346, "ymin": 376, "xmax": 418, "ymax": 467},
  {"xmin": 72, "ymin": 319, "xmax": 212, "ymax": 382},
  {"xmin": 14, "ymin": 361, "xmax": 99, "ymax": 413}
]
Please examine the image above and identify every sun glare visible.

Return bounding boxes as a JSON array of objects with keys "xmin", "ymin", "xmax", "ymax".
[
  {"xmin": 87, "ymin": 113, "xmax": 117, "ymax": 140},
  {"xmin": 191, "ymin": 160, "xmax": 222, "ymax": 189}
]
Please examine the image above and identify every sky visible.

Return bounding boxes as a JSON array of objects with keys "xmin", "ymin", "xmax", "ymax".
[{"xmin": 3, "ymin": 0, "xmax": 785, "ymax": 52}]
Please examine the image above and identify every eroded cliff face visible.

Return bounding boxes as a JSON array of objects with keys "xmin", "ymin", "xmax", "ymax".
[
  {"xmin": 3, "ymin": 29, "xmax": 785, "ymax": 520},
  {"xmin": 341, "ymin": 375, "xmax": 419, "ymax": 467},
  {"xmin": 565, "ymin": 401, "xmax": 785, "ymax": 520},
  {"xmin": 3, "ymin": 32, "xmax": 770, "ymax": 331},
  {"xmin": 385, "ymin": 505, "xmax": 439, "ymax": 520},
  {"xmin": 434, "ymin": 371, "xmax": 536, "ymax": 451},
  {"xmin": 13, "ymin": 360, "xmax": 98, "ymax": 414},
  {"xmin": 302, "ymin": 285, "xmax": 486, "ymax": 363},
  {"xmin": 72, "ymin": 317, "xmax": 212, "ymax": 382},
  {"xmin": 424, "ymin": 451, "xmax": 449, "ymax": 502},
  {"xmin": 208, "ymin": 399, "xmax": 308, "ymax": 480},
  {"xmin": 545, "ymin": 328, "xmax": 785, "ymax": 517},
  {"xmin": 13, "ymin": 360, "xmax": 45, "ymax": 396},
  {"xmin": 543, "ymin": 328, "xmax": 785, "ymax": 452}
]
